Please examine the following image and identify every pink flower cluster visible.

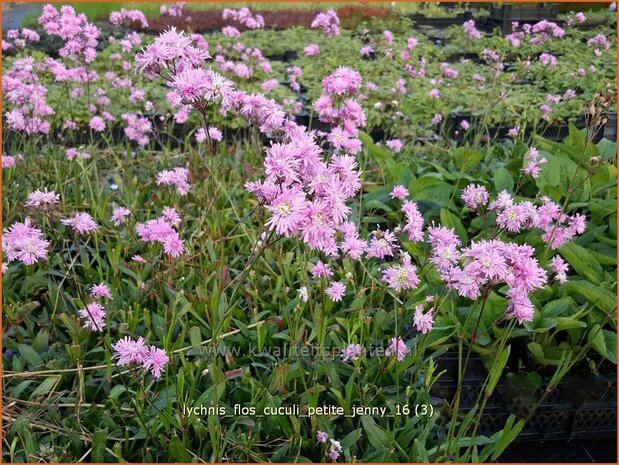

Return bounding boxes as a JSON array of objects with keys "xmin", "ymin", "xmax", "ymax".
[
  {"xmin": 79, "ymin": 302, "xmax": 106, "ymax": 331},
  {"xmin": 522, "ymin": 147, "xmax": 547, "ymax": 178},
  {"xmin": 382, "ymin": 252, "xmax": 420, "ymax": 292},
  {"xmin": 304, "ymin": 44, "xmax": 320, "ymax": 57},
  {"xmin": 463, "ymin": 19, "xmax": 481, "ymax": 40},
  {"xmin": 222, "ymin": 8, "xmax": 265, "ymax": 29},
  {"xmin": 429, "ymin": 228, "xmax": 546, "ymax": 323},
  {"xmin": 246, "ymin": 125, "xmax": 361, "ymax": 255},
  {"xmin": 160, "ymin": 2, "xmax": 185, "ymax": 18},
  {"xmin": 482, "ymin": 191, "xmax": 586, "ymax": 249},
  {"xmin": 112, "ymin": 336, "xmax": 169, "ymax": 379},
  {"xmin": 386, "ymin": 337, "xmax": 408, "ymax": 361},
  {"xmin": 38, "ymin": 4, "xmax": 100, "ymax": 62},
  {"xmin": 587, "ymin": 33, "xmax": 611, "ymax": 49},
  {"xmin": 135, "ymin": 27, "xmax": 210, "ymax": 80},
  {"xmin": 156, "ymin": 167, "xmax": 191, "ymax": 196},
  {"xmin": 25, "ymin": 189, "xmax": 59, "ymax": 209},
  {"xmin": 136, "ymin": 209, "xmax": 185, "ymax": 257},
  {"xmin": 121, "ymin": 113, "xmax": 152, "ymax": 147},
  {"xmin": 3, "ymin": 58, "xmax": 54, "ymax": 135},
  {"xmin": 109, "ymin": 8, "xmax": 148, "ymax": 29},
  {"xmin": 311, "ymin": 10, "xmax": 340, "ymax": 37},
  {"xmin": 461, "ymin": 184, "xmax": 489, "ymax": 210},
  {"xmin": 316, "ymin": 432, "xmax": 342, "ymax": 460},
  {"xmin": 314, "ymin": 67, "xmax": 366, "ymax": 154},
  {"xmin": 3, "ymin": 218, "xmax": 50, "ymax": 266},
  {"xmin": 62, "ymin": 212, "xmax": 98, "ymax": 235},
  {"xmin": 538, "ymin": 52, "xmax": 558, "ymax": 68},
  {"xmin": 3, "ymin": 28, "xmax": 40, "ymax": 51}
]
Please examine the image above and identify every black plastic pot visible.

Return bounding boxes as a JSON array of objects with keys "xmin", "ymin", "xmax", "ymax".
[
  {"xmin": 293, "ymin": 111, "xmax": 310, "ymax": 128},
  {"xmin": 369, "ymin": 127, "xmax": 386, "ymax": 142},
  {"xmin": 283, "ymin": 50, "xmax": 298, "ymax": 62},
  {"xmin": 488, "ymin": 4, "xmax": 558, "ymax": 35},
  {"xmin": 603, "ymin": 112, "xmax": 617, "ymax": 141},
  {"xmin": 539, "ymin": 115, "xmax": 605, "ymax": 144},
  {"xmin": 430, "ymin": 354, "xmax": 617, "ymax": 441},
  {"xmin": 409, "ymin": 11, "xmax": 473, "ymax": 30},
  {"xmin": 266, "ymin": 53, "xmax": 285, "ymax": 62},
  {"xmin": 446, "ymin": 52, "xmax": 483, "ymax": 64}
]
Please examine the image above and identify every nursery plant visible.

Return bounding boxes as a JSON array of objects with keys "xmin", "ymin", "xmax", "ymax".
[{"xmin": 2, "ymin": 2, "xmax": 617, "ymax": 463}]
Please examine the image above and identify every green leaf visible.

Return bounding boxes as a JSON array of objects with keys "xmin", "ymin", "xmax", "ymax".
[
  {"xmin": 189, "ymin": 326, "xmax": 201, "ymax": 349},
  {"xmin": 453, "ymin": 147, "xmax": 483, "ymax": 171},
  {"xmin": 588, "ymin": 325, "xmax": 606, "ymax": 357},
  {"xmin": 340, "ymin": 428, "xmax": 363, "ymax": 449},
  {"xmin": 527, "ymin": 342, "xmax": 545, "ymax": 363},
  {"xmin": 493, "ymin": 167, "xmax": 514, "ymax": 193},
  {"xmin": 486, "ymin": 346, "xmax": 510, "ymax": 397},
  {"xmin": 30, "ymin": 376, "xmax": 60, "ymax": 398},
  {"xmin": 361, "ymin": 415, "xmax": 389, "ymax": 450},
  {"xmin": 541, "ymin": 297, "xmax": 572, "ymax": 318},
  {"xmin": 409, "ymin": 176, "xmax": 453, "ymax": 209},
  {"xmin": 440, "ymin": 208, "xmax": 468, "ymax": 244},
  {"xmin": 602, "ymin": 330, "xmax": 617, "ymax": 364},
  {"xmin": 18, "ymin": 345, "xmax": 44, "ymax": 369},
  {"xmin": 558, "ymin": 242, "xmax": 603, "ymax": 282},
  {"xmin": 91, "ymin": 428, "xmax": 108, "ymax": 462},
  {"xmin": 562, "ymin": 281, "xmax": 615, "ymax": 313},
  {"xmin": 169, "ymin": 436, "xmax": 189, "ymax": 462},
  {"xmin": 554, "ymin": 317, "xmax": 587, "ymax": 330}
]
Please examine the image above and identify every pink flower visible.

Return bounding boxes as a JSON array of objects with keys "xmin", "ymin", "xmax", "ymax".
[
  {"xmin": 382, "ymin": 253, "xmax": 420, "ymax": 292},
  {"xmin": 112, "ymin": 336, "xmax": 148, "ymax": 365},
  {"xmin": 89, "ymin": 116, "xmax": 105, "ymax": 132},
  {"xmin": 461, "ymin": 184, "xmax": 489, "ymax": 210},
  {"xmin": 463, "ymin": 19, "xmax": 481, "ymax": 40},
  {"xmin": 539, "ymin": 53, "xmax": 557, "ymax": 68},
  {"xmin": 2, "ymin": 155, "xmax": 18, "ymax": 169},
  {"xmin": 3, "ymin": 218, "xmax": 50, "ymax": 265},
  {"xmin": 414, "ymin": 305, "xmax": 434, "ymax": 334},
  {"xmin": 311, "ymin": 10, "xmax": 340, "ymax": 37},
  {"xmin": 316, "ymin": 431, "xmax": 329, "ymax": 443},
  {"xmin": 326, "ymin": 281, "xmax": 346, "ymax": 302},
  {"xmin": 341, "ymin": 343, "xmax": 362, "ymax": 362},
  {"xmin": 91, "ymin": 283, "xmax": 113, "ymax": 300},
  {"xmin": 366, "ymin": 230, "xmax": 397, "ymax": 259},
  {"xmin": 156, "ymin": 167, "xmax": 191, "ymax": 196},
  {"xmin": 121, "ymin": 113, "xmax": 151, "ymax": 147},
  {"xmin": 265, "ymin": 188, "xmax": 309, "ymax": 236},
  {"xmin": 460, "ymin": 120, "xmax": 470, "ymax": 130},
  {"xmin": 142, "ymin": 346, "xmax": 169, "ymax": 379},
  {"xmin": 79, "ymin": 302, "xmax": 106, "ymax": 331},
  {"xmin": 360, "ymin": 45, "xmax": 374, "ymax": 56},
  {"xmin": 522, "ymin": 147, "xmax": 547, "ymax": 179},
  {"xmin": 327, "ymin": 440, "xmax": 342, "ymax": 461},
  {"xmin": 428, "ymin": 88, "xmax": 440, "ymax": 99},
  {"xmin": 111, "ymin": 207, "xmax": 131, "ymax": 226},
  {"xmin": 24, "ymin": 189, "xmax": 59, "ymax": 208},
  {"xmin": 401, "ymin": 201, "xmax": 424, "ymax": 242},
  {"xmin": 304, "ymin": 44, "xmax": 320, "ymax": 56},
  {"xmin": 506, "ymin": 288, "xmax": 535, "ymax": 323},
  {"xmin": 390, "ymin": 185, "xmax": 409, "ymax": 200},
  {"xmin": 136, "ymin": 212, "xmax": 185, "ymax": 258},
  {"xmin": 386, "ymin": 139, "xmax": 403, "ymax": 153},
  {"xmin": 385, "ymin": 337, "xmax": 408, "ymax": 361},
  {"xmin": 62, "ymin": 213, "xmax": 98, "ymax": 234},
  {"xmin": 550, "ymin": 255, "xmax": 569, "ymax": 283}
]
